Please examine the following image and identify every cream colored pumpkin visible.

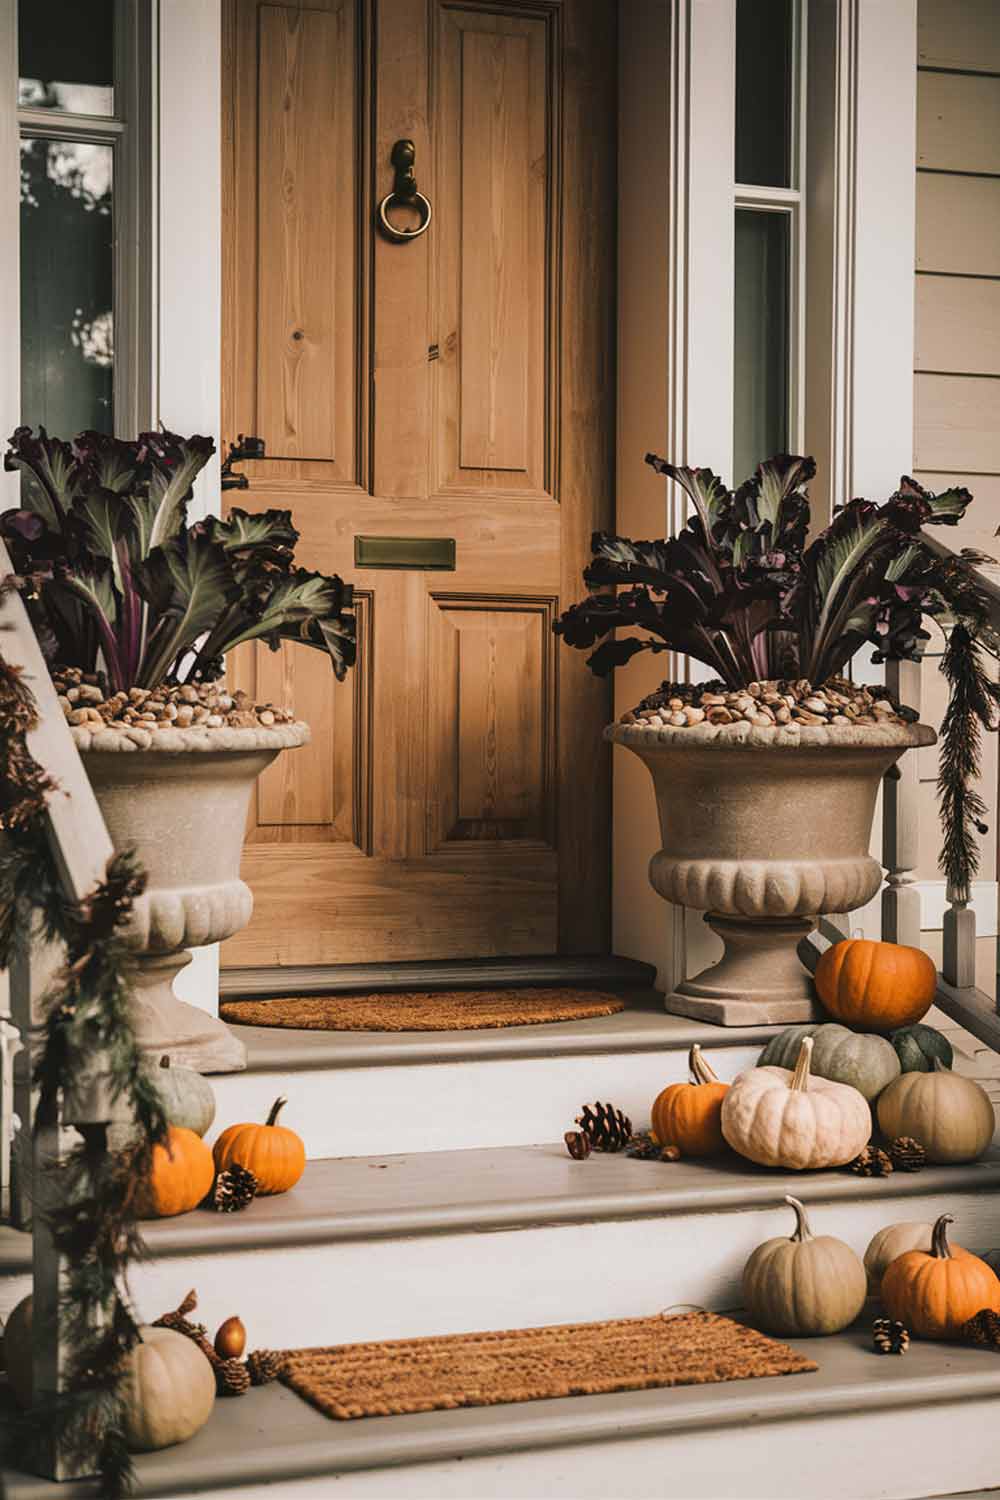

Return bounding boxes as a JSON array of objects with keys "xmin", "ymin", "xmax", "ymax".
[
  {"xmin": 863, "ymin": 1220, "xmax": 934, "ymax": 1295},
  {"xmin": 121, "ymin": 1326, "xmax": 216, "ymax": 1452},
  {"xmin": 721, "ymin": 1036, "xmax": 871, "ymax": 1170},
  {"xmin": 876, "ymin": 1061, "xmax": 995, "ymax": 1164},
  {"xmin": 743, "ymin": 1195, "xmax": 867, "ymax": 1335}
]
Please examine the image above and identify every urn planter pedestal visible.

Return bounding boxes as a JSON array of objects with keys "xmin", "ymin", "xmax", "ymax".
[
  {"xmin": 74, "ymin": 721, "xmax": 308, "ymax": 1073},
  {"xmin": 607, "ymin": 718, "xmax": 936, "ymax": 1026}
]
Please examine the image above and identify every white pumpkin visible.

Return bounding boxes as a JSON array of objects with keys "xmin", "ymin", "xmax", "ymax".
[
  {"xmin": 743, "ymin": 1195, "xmax": 867, "ymax": 1335},
  {"xmin": 863, "ymin": 1220, "xmax": 934, "ymax": 1294},
  {"xmin": 121, "ymin": 1326, "xmax": 216, "ymax": 1452},
  {"xmin": 876, "ymin": 1062, "xmax": 995, "ymax": 1164},
  {"xmin": 721, "ymin": 1036, "xmax": 871, "ymax": 1170}
]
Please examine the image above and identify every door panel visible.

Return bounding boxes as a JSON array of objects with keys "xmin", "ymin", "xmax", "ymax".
[{"xmin": 221, "ymin": 0, "xmax": 615, "ymax": 967}]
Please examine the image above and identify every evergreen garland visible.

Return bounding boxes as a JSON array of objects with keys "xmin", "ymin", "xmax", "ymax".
[
  {"xmin": 938, "ymin": 621, "xmax": 1000, "ymax": 904},
  {"xmin": 0, "ymin": 654, "xmax": 166, "ymax": 1498}
]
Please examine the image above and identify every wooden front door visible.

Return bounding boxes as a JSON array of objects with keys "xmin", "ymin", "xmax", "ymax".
[{"xmin": 221, "ymin": 0, "xmax": 616, "ymax": 968}]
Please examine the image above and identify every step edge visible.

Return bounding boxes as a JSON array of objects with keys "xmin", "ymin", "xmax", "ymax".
[
  {"xmin": 1, "ymin": 1161, "xmax": 996, "ymax": 1270},
  {"xmin": 7, "ymin": 1352, "xmax": 1000, "ymax": 1499}
]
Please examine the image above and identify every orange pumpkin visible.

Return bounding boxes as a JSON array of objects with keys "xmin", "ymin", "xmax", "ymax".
[
  {"xmin": 651, "ymin": 1044, "xmax": 729, "ymax": 1156},
  {"xmin": 881, "ymin": 1214, "xmax": 1000, "ymax": 1338},
  {"xmin": 212, "ymin": 1097, "xmax": 305, "ymax": 1195},
  {"xmin": 815, "ymin": 938, "xmax": 936, "ymax": 1031},
  {"xmin": 139, "ymin": 1126, "xmax": 215, "ymax": 1218}
]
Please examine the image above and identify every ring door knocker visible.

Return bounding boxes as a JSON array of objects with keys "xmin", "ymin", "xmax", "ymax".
[{"xmin": 377, "ymin": 138, "xmax": 433, "ymax": 242}]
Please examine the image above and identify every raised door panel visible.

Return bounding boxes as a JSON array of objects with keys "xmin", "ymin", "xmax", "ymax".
[
  {"xmin": 426, "ymin": 595, "xmax": 556, "ymax": 848},
  {"xmin": 430, "ymin": 5, "xmax": 554, "ymax": 499},
  {"xmin": 223, "ymin": 0, "xmax": 362, "ymax": 486}
]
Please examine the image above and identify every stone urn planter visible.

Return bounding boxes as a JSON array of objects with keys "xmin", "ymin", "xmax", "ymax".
[
  {"xmin": 71, "ymin": 720, "xmax": 308, "ymax": 1073},
  {"xmin": 608, "ymin": 717, "xmax": 936, "ymax": 1026}
]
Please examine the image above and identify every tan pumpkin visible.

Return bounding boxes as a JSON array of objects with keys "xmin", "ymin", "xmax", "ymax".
[
  {"xmin": 743, "ymin": 1195, "xmax": 867, "ymax": 1335},
  {"xmin": 121, "ymin": 1326, "xmax": 216, "ymax": 1451},
  {"xmin": 876, "ymin": 1061, "xmax": 995, "ymax": 1164},
  {"xmin": 863, "ymin": 1221, "xmax": 935, "ymax": 1295},
  {"xmin": 814, "ymin": 938, "xmax": 937, "ymax": 1031},
  {"xmin": 139, "ymin": 1126, "xmax": 215, "ymax": 1218},
  {"xmin": 720, "ymin": 1036, "xmax": 871, "ymax": 1170},
  {"xmin": 212, "ymin": 1097, "xmax": 305, "ymax": 1195},
  {"xmin": 651, "ymin": 1045, "xmax": 729, "ymax": 1156},
  {"xmin": 881, "ymin": 1214, "xmax": 1000, "ymax": 1338},
  {"xmin": 3, "ymin": 1294, "xmax": 34, "ymax": 1408}
]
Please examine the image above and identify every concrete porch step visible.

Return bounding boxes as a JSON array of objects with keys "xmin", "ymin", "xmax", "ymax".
[
  {"xmin": 2, "ymin": 1143, "xmax": 997, "ymax": 1347},
  {"xmin": 206, "ymin": 991, "xmax": 782, "ymax": 1158},
  {"xmin": 4, "ymin": 1320, "xmax": 1000, "ymax": 1499}
]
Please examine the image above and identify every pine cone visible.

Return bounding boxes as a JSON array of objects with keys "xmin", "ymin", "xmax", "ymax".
[
  {"xmin": 213, "ymin": 1164, "xmax": 258, "ymax": 1212},
  {"xmin": 850, "ymin": 1145, "xmax": 893, "ymax": 1177},
  {"xmin": 564, "ymin": 1130, "xmax": 592, "ymax": 1160},
  {"xmin": 575, "ymin": 1102, "xmax": 633, "ymax": 1153},
  {"xmin": 626, "ymin": 1132, "xmax": 681, "ymax": 1163},
  {"xmin": 153, "ymin": 1289, "xmax": 220, "ymax": 1367},
  {"xmin": 887, "ymin": 1136, "xmax": 927, "ymax": 1172},
  {"xmin": 216, "ymin": 1357, "xmax": 251, "ymax": 1396},
  {"xmin": 873, "ymin": 1317, "xmax": 909, "ymax": 1355},
  {"xmin": 962, "ymin": 1309, "xmax": 1000, "ymax": 1349},
  {"xmin": 247, "ymin": 1349, "xmax": 286, "ymax": 1385}
]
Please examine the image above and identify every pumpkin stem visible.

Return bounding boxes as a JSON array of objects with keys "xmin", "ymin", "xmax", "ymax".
[
  {"xmin": 790, "ymin": 1036, "xmax": 814, "ymax": 1092},
  {"xmin": 689, "ymin": 1044, "xmax": 720, "ymax": 1086},
  {"xmin": 159, "ymin": 1055, "xmax": 171, "ymax": 1070},
  {"xmin": 931, "ymin": 1214, "xmax": 955, "ymax": 1259},
  {"xmin": 784, "ymin": 1195, "xmax": 813, "ymax": 1243},
  {"xmin": 266, "ymin": 1097, "xmax": 287, "ymax": 1127}
]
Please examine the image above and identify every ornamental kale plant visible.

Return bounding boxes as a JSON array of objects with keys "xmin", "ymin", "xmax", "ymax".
[
  {"xmin": 1, "ymin": 426, "xmax": 355, "ymax": 692},
  {"xmin": 555, "ymin": 451, "xmax": 1000, "ymax": 901}
]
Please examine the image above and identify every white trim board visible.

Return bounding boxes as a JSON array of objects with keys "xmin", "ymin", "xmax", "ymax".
[{"xmin": 850, "ymin": 880, "xmax": 998, "ymax": 940}]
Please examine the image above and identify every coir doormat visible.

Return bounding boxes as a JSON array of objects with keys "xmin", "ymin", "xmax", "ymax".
[
  {"xmin": 219, "ymin": 988, "xmax": 626, "ymax": 1032},
  {"xmin": 279, "ymin": 1311, "xmax": 817, "ymax": 1420}
]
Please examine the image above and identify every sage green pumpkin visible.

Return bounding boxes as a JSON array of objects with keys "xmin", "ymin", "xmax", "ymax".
[
  {"xmin": 149, "ymin": 1055, "xmax": 216, "ymax": 1137},
  {"xmin": 759, "ymin": 1023, "xmax": 900, "ymax": 1102},
  {"xmin": 742, "ymin": 1195, "xmax": 867, "ymax": 1336},
  {"xmin": 890, "ymin": 1023, "xmax": 954, "ymax": 1075}
]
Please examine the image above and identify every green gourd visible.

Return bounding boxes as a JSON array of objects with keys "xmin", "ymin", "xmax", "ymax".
[
  {"xmin": 759, "ymin": 1022, "xmax": 900, "ymax": 1102},
  {"xmin": 149, "ymin": 1055, "xmax": 216, "ymax": 1137},
  {"xmin": 890, "ymin": 1023, "xmax": 954, "ymax": 1075}
]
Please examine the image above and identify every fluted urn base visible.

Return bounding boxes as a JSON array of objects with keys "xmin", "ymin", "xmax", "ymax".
[
  {"xmin": 608, "ymin": 715, "xmax": 936, "ymax": 1026},
  {"xmin": 77, "ymin": 720, "xmax": 308, "ymax": 1072}
]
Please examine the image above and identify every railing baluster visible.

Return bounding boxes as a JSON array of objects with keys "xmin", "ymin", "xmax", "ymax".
[
  {"xmin": 943, "ymin": 884, "xmax": 978, "ymax": 989},
  {"xmin": 882, "ymin": 658, "xmax": 924, "ymax": 950}
]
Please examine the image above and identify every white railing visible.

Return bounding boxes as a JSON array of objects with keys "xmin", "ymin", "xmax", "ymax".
[{"xmin": 0, "ymin": 541, "xmax": 132, "ymax": 1480}]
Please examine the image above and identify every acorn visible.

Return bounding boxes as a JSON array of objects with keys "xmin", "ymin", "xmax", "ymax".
[{"xmin": 214, "ymin": 1316, "xmax": 247, "ymax": 1361}]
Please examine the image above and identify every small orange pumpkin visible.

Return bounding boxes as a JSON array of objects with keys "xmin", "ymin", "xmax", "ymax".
[
  {"xmin": 815, "ymin": 938, "xmax": 936, "ymax": 1031},
  {"xmin": 212, "ymin": 1097, "xmax": 305, "ymax": 1195},
  {"xmin": 881, "ymin": 1214, "xmax": 1000, "ymax": 1338},
  {"xmin": 651, "ymin": 1044, "xmax": 729, "ymax": 1156},
  {"xmin": 139, "ymin": 1126, "xmax": 215, "ymax": 1218}
]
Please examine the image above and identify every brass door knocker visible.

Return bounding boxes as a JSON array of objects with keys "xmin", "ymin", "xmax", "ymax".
[{"xmin": 377, "ymin": 139, "xmax": 432, "ymax": 242}]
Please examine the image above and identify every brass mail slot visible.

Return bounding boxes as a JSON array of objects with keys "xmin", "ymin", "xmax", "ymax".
[{"xmin": 354, "ymin": 535, "xmax": 456, "ymax": 570}]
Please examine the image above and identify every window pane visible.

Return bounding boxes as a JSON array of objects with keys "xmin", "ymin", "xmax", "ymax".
[
  {"xmin": 735, "ymin": 0, "xmax": 792, "ymax": 187},
  {"xmin": 18, "ymin": 0, "xmax": 115, "ymax": 115},
  {"xmin": 20, "ymin": 137, "xmax": 114, "ymax": 436},
  {"xmin": 734, "ymin": 209, "xmax": 789, "ymax": 483}
]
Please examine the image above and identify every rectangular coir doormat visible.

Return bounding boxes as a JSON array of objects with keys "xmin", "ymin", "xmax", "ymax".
[{"xmin": 280, "ymin": 1311, "xmax": 818, "ymax": 1420}]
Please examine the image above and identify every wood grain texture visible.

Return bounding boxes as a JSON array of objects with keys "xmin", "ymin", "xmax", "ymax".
[
  {"xmin": 914, "ymin": 372, "xmax": 1000, "ymax": 472},
  {"xmin": 916, "ymin": 275, "xmax": 1000, "ymax": 375},
  {"xmin": 556, "ymin": 0, "xmax": 616, "ymax": 951},
  {"xmin": 223, "ymin": 0, "xmax": 616, "ymax": 966},
  {"xmin": 918, "ymin": 0, "xmax": 1000, "ymax": 75},
  {"xmin": 917, "ymin": 174, "xmax": 1000, "ymax": 277},
  {"xmin": 917, "ymin": 70, "xmax": 1000, "ymax": 176}
]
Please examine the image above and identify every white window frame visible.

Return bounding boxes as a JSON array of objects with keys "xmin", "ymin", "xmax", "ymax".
[{"xmin": 8, "ymin": 0, "xmax": 156, "ymax": 439}]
